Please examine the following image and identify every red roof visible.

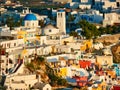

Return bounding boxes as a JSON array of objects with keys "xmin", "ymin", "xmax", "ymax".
[
  {"xmin": 113, "ymin": 85, "xmax": 120, "ymax": 90},
  {"xmin": 72, "ymin": 76, "xmax": 88, "ymax": 86},
  {"xmin": 72, "ymin": 76, "xmax": 88, "ymax": 82},
  {"xmin": 79, "ymin": 60, "xmax": 91, "ymax": 69}
]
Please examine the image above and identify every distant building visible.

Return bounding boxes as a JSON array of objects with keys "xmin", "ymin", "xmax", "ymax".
[
  {"xmin": 93, "ymin": 0, "xmax": 118, "ymax": 11},
  {"xmin": 57, "ymin": 10, "xmax": 66, "ymax": 34},
  {"xmin": 0, "ymin": 25, "xmax": 11, "ymax": 37},
  {"xmin": 53, "ymin": 0, "xmax": 72, "ymax": 3},
  {"xmin": 103, "ymin": 12, "xmax": 120, "ymax": 27},
  {"xmin": 74, "ymin": 10, "xmax": 103, "ymax": 24},
  {"xmin": 5, "ymin": 0, "xmax": 11, "ymax": 4}
]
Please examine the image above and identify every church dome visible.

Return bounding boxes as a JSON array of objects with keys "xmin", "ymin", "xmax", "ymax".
[{"xmin": 24, "ymin": 14, "xmax": 37, "ymax": 21}]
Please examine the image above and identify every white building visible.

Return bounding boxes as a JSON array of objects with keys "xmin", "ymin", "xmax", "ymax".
[
  {"xmin": 43, "ymin": 24, "xmax": 60, "ymax": 35},
  {"xmin": 0, "ymin": 25, "xmax": 12, "ymax": 37},
  {"xmin": 103, "ymin": 12, "xmax": 120, "ymax": 26},
  {"xmin": 93, "ymin": 0, "xmax": 118, "ymax": 10},
  {"xmin": 79, "ymin": 0, "xmax": 91, "ymax": 9},
  {"xmin": 4, "ymin": 74, "xmax": 41, "ymax": 90},
  {"xmin": 57, "ymin": 10, "xmax": 66, "ymax": 34},
  {"xmin": 102, "ymin": 0, "xmax": 117, "ymax": 9},
  {"xmin": 79, "ymin": 4, "xmax": 91, "ymax": 9},
  {"xmin": 74, "ymin": 10, "xmax": 103, "ymax": 24}
]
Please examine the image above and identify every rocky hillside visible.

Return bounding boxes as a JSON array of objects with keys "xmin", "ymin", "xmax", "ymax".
[
  {"xmin": 25, "ymin": 55, "xmax": 68, "ymax": 86},
  {"xmin": 96, "ymin": 34, "xmax": 120, "ymax": 44},
  {"xmin": 25, "ymin": 56, "xmax": 49, "ymax": 82},
  {"xmin": 111, "ymin": 43, "xmax": 120, "ymax": 63}
]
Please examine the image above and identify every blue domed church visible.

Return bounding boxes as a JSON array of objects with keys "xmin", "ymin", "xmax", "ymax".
[{"xmin": 24, "ymin": 13, "xmax": 38, "ymax": 28}]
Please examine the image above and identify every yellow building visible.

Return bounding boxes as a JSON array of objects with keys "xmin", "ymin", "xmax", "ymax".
[
  {"xmin": 17, "ymin": 30, "xmax": 27, "ymax": 43},
  {"xmin": 58, "ymin": 68, "xmax": 67, "ymax": 77},
  {"xmin": 35, "ymin": 35, "xmax": 40, "ymax": 40},
  {"xmin": 80, "ymin": 40, "xmax": 93, "ymax": 51}
]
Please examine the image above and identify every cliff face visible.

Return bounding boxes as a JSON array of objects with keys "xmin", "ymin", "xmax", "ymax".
[
  {"xmin": 95, "ymin": 34, "xmax": 120, "ymax": 63},
  {"xmin": 25, "ymin": 56, "xmax": 50, "ymax": 83},
  {"xmin": 25, "ymin": 56, "xmax": 68, "ymax": 87},
  {"xmin": 96, "ymin": 34, "xmax": 120, "ymax": 44},
  {"xmin": 111, "ymin": 43, "xmax": 120, "ymax": 63}
]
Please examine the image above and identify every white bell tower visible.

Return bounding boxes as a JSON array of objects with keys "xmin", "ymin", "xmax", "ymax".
[{"xmin": 57, "ymin": 10, "xmax": 66, "ymax": 34}]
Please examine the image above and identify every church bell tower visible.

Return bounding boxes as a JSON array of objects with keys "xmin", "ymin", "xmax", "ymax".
[{"xmin": 57, "ymin": 10, "xmax": 66, "ymax": 34}]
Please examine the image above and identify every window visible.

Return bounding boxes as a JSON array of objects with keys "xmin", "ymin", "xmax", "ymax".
[
  {"xmin": 36, "ymin": 75, "xmax": 38, "ymax": 79},
  {"xmin": 117, "ymin": 2, "xmax": 120, "ymax": 7},
  {"xmin": 14, "ymin": 43, "xmax": 16, "ymax": 46},
  {"xmin": 50, "ymin": 36, "xmax": 52, "ymax": 39},
  {"xmin": 58, "ymin": 13, "xmax": 60, "ymax": 17},
  {"xmin": 33, "ymin": 23, "xmax": 34, "ymax": 27},
  {"xmin": 1, "ymin": 60, "xmax": 4, "ymax": 63},
  {"xmin": 118, "ymin": 17, "xmax": 120, "ymax": 20},
  {"xmin": 9, "ymin": 43, "xmax": 10, "ymax": 48},
  {"xmin": 49, "ymin": 29, "xmax": 51, "ymax": 32},
  {"xmin": 51, "ymin": 62, "xmax": 54, "ymax": 65},
  {"xmin": 102, "ymin": 2, "xmax": 105, "ymax": 5},
  {"xmin": 7, "ymin": 43, "xmax": 9, "ymax": 47},
  {"xmin": 27, "ymin": 22, "xmax": 29, "ymax": 26},
  {"xmin": 108, "ymin": 17, "xmax": 110, "ymax": 20}
]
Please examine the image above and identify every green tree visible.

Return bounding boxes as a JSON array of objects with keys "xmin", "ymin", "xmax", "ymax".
[
  {"xmin": 25, "ymin": 56, "xmax": 45, "ymax": 71},
  {"xmin": 15, "ymin": 18, "xmax": 23, "ymax": 27},
  {"xmin": 111, "ymin": 25, "xmax": 118, "ymax": 33},
  {"xmin": 98, "ymin": 25, "xmax": 120, "ymax": 35},
  {"xmin": 98, "ymin": 27, "xmax": 107, "ymax": 35},
  {"xmin": 48, "ymin": 73, "xmax": 58, "ymax": 86},
  {"xmin": 6, "ymin": 17, "xmax": 15, "ymax": 30},
  {"xmin": 6, "ymin": 17, "xmax": 23, "ymax": 30},
  {"xmin": 25, "ymin": 62, "xmax": 35, "ymax": 72},
  {"xmin": 57, "ymin": 78, "xmax": 68, "ymax": 86},
  {"xmin": 0, "ymin": 86, "xmax": 6, "ymax": 90},
  {"xmin": 78, "ymin": 20, "xmax": 100, "ymax": 39},
  {"xmin": 36, "ymin": 56, "xmax": 45, "ymax": 64}
]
